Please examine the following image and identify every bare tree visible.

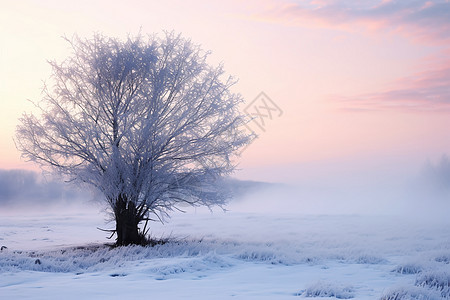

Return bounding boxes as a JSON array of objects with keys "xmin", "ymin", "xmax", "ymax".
[{"xmin": 16, "ymin": 32, "xmax": 251, "ymax": 246}]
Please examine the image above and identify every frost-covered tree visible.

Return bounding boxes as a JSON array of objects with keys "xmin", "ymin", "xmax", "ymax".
[{"xmin": 16, "ymin": 32, "xmax": 251, "ymax": 246}]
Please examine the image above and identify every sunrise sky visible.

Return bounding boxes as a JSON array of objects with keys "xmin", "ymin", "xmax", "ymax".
[{"xmin": 1, "ymin": 0, "xmax": 450, "ymax": 183}]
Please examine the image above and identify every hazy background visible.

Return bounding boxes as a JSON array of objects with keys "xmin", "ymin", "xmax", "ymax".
[
  {"xmin": 1, "ymin": 155, "xmax": 450, "ymax": 219},
  {"xmin": 1, "ymin": 0, "xmax": 450, "ymax": 216}
]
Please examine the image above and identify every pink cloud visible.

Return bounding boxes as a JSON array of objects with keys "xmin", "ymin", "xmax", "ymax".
[
  {"xmin": 251, "ymin": 0, "xmax": 450, "ymax": 111},
  {"xmin": 255, "ymin": 0, "xmax": 450, "ymax": 44},
  {"xmin": 334, "ymin": 64, "xmax": 450, "ymax": 112}
]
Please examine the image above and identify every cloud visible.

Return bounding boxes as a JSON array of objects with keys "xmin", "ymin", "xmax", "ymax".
[
  {"xmin": 257, "ymin": 0, "xmax": 450, "ymax": 44},
  {"xmin": 249, "ymin": 1, "xmax": 450, "ymax": 111},
  {"xmin": 334, "ymin": 64, "xmax": 450, "ymax": 111}
]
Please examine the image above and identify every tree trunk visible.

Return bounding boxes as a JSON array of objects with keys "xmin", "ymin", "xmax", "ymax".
[{"xmin": 114, "ymin": 195, "xmax": 141, "ymax": 246}]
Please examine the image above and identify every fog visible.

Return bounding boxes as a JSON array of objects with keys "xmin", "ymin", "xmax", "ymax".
[
  {"xmin": 231, "ymin": 155, "xmax": 450, "ymax": 220},
  {"xmin": 1, "ymin": 156, "xmax": 450, "ymax": 219},
  {"xmin": 0, "ymin": 169, "xmax": 95, "ymax": 211}
]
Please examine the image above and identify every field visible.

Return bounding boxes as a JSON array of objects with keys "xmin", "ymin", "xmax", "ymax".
[{"xmin": 2, "ymin": 193, "xmax": 450, "ymax": 300}]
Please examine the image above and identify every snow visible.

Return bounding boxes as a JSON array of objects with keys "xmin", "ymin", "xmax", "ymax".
[{"xmin": 2, "ymin": 201, "xmax": 450, "ymax": 299}]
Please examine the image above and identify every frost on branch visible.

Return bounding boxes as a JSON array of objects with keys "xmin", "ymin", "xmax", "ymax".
[{"xmin": 16, "ymin": 32, "xmax": 252, "ymax": 245}]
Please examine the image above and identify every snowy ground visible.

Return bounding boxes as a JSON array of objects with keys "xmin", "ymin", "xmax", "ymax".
[{"xmin": 2, "ymin": 198, "xmax": 450, "ymax": 299}]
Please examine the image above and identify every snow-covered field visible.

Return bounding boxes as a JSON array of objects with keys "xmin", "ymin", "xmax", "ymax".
[{"xmin": 2, "ymin": 196, "xmax": 450, "ymax": 299}]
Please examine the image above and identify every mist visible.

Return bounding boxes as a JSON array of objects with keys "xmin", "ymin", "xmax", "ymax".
[
  {"xmin": 231, "ymin": 155, "xmax": 450, "ymax": 220},
  {"xmin": 0, "ymin": 169, "xmax": 95, "ymax": 211},
  {"xmin": 2, "ymin": 155, "xmax": 450, "ymax": 220}
]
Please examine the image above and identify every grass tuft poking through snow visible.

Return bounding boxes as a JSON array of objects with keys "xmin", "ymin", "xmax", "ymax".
[
  {"xmin": 380, "ymin": 286, "xmax": 441, "ymax": 300},
  {"xmin": 393, "ymin": 262, "xmax": 424, "ymax": 274},
  {"xmin": 435, "ymin": 254, "xmax": 450, "ymax": 264},
  {"xmin": 415, "ymin": 271, "xmax": 450, "ymax": 297},
  {"xmin": 300, "ymin": 281, "xmax": 354, "ymax": 298}
]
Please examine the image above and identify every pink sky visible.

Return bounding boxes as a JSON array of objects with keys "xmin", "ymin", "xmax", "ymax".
[{"xmin": 1, "ymin": 0, "xmax": 450, "ymax": 182}]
